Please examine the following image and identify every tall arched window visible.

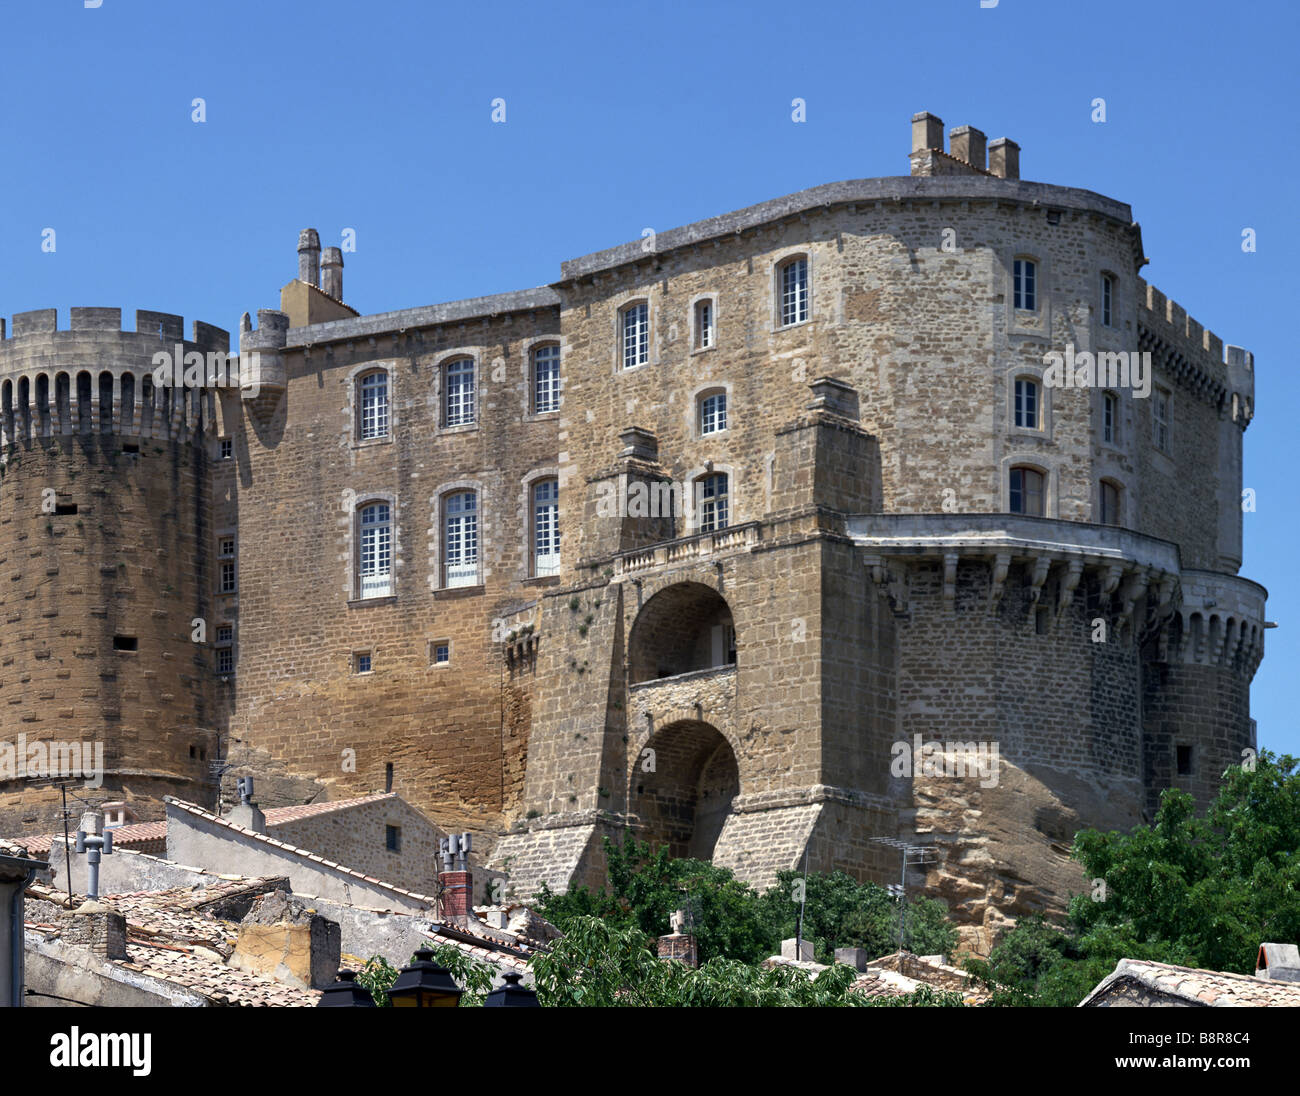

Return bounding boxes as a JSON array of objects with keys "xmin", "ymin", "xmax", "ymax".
[
  {"xmin": 358, "ymin": 501, "xmax": 393, "ymax": 598},
  {"xmin": 778, "ymin": 256, "xmax": 809, "ymax": 327},
  {"xmin": 444, "ymin": 491, "xmax": 479, "ymax": 587},
  {"xmin": 358, "ymin": 369, "xmax": 389, "ymax": 440},
  {"xmin": 533, "ymin": 479, "xmax": 560, "ymax": 577},
  {"xmin": 533, "ymin": 343, "xmax": 560, "ymax": 413},
  {"xmin": 696, "ymin": 472, "xmax": 729, "ymax": 533},
  {"xmin": 620, "ymin": 302, "xmax": 649, "ymax": 369},
  {"xmin": 444, "ymin": 358, "xmax": 476, "ymax": 426},
  {"xmin": 1009, "ymin": 466, "xmax": 1045, "ymax": 516}
]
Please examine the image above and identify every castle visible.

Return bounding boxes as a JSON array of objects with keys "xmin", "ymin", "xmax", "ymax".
[{"xmin": 0, "ymin": 113, "xmax": 1265, "ymax": 946}]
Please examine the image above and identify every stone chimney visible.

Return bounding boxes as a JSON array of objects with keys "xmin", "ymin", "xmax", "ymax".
[
  {"xmin": 297, "ymin": 228, "xmax": 321, "ymax": 287},
  {"xmin": 949, "ymin": 125, "xmax": 986, "ymax": 171},
  {"xmin": 229, "ymin": 890, "xmax": 341, "ymax": 989},
  {"xmin": 911, "ymin": 111, "xmax": 943, "ymax": 155},
  {"xmin": 321, "ymin": 246, "xmax": 344, "ymax": 301},
  {"xmin": 781, "ymin": 937, "xmax": 815, "ymax": 962},
  {"xmin": 1256, "ymin": 943, "xmax": 1300, "ymax": 983},
  {"xmin": 226, "ymin": 776, "xmax": 265, "ymax": 833},
  {"xmin": 438, "ymin": 833, "xmax": 474, "ymax": 924},
  {"xmin": 988, "ymin": 137, "xmax": 1020, "ymax": 180}
]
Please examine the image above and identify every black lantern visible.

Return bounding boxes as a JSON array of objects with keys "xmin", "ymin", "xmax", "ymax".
[
  {"xmin": 483, "ymin": 970, "xmax": 540, "ymax": 1007},
  {"xmin": 386, "ymin": 949, "xmax": 463, "ymax": 1007},
  {"xmin": 318, "ymin": 969, "xmax": 378, "ymax": 1007}
]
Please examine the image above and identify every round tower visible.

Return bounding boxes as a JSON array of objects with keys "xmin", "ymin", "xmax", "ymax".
[{"xmin": 0, "ymin": 307, "xmax": 228, "ymax": 833}]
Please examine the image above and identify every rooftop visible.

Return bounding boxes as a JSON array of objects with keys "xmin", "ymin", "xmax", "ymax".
[{"xmin": 1081, "ymin": 958, "xmax": 1300, "ymax": 1007}]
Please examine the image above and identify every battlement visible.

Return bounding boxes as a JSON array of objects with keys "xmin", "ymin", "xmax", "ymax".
[
  {"xmin": 0, "ymin": 308, "xmax": 232, "ymax": 452},
  {"xmin": 0, "ymin": 307, "xmax": 229, "ymax": 353}
]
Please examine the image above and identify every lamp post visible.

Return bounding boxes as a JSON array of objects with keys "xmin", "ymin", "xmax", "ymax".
[
  {"xmin": 385, "ymin": 949, "xmax": 464, "ymax": 1008},
  {"xmin": 318, "ymin": 969, "xmax": 377, "ymax": 1008},
  {"xmin": 483, "ymin": 970, "xmax": 539, "ymax": 1007}
]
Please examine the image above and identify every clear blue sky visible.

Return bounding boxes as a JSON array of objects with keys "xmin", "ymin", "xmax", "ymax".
[{"xmin": 1, "ymin": 0, "xmax": 1295, "ymax": 755}]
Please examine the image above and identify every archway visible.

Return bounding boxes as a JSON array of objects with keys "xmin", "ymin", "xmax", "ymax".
[
  {"xmin": 630, "ymin": 720, "xmax": 739, "ymax": 861},
  {"xmin": 628, "ymin": 582, "xmax": 735, "ymax": 685}
]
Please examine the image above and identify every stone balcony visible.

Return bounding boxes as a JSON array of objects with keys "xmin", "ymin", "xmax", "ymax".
[{"xmin": 614, "ymin": 522, "xmax": 761, "ymax": 578}]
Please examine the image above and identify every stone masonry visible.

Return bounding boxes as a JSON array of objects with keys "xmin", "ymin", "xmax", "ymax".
[{"xmin": 0, "ymin": 112, "xmax": 1265, "ymax": 946}]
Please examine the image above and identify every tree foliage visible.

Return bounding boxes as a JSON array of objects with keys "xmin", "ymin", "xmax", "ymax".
[{"xmin": 968, "ymin": 751, "xmax": 1300, "ymax": 1006}]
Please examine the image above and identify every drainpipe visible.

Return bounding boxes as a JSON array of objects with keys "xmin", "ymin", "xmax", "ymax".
[{"xmin": 9, "ymin": 864, "xmax": 39, "ymax": 1008}]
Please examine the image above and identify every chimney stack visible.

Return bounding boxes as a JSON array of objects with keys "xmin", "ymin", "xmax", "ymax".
[
  {"xmin": 297, "ymin": 228, "xmax": 321, "ymax": 287},
  {"xmin": 949, "ymin": 125, "xmax": 987, "ymax": 171},
  {"xmin": 988, "ymin": 137, "xmax": 1020, "ymax": 180},
  {"xmin": 321, "ymin": 246, "xmax": 344, "ymax": 301},
  {"xmin": 911, "ymin": 111, "xmax": 944, "ymax": 155},
  {"xmin": 438, "ymin": 833, "xmax": 474, "ymax": 923}
]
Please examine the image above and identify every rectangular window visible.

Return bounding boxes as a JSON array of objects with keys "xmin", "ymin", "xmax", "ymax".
[
  {"xmin": 1176, "ymin": 744, "xmax": 1193, "ymax": 776},
  {"xmin": 698, "ymin": 473, "xmax": 729, "ymax": 533},
  {"xmin": 219, "ymin": 437, "xmax": 233, "ymax": 460},
  {"xmin": 444, "ymin": 359, "xmax": 476, "ymax": 426},
  {"xmin": 360, "ymin": 371, "xmax": 389, "ymax": 439},
  {"xmin": 1013, "ymin": 259, "xmax": 1037, "ymax": 311},
  {"xmin": 112, "ymin": 635, "xmax": 137, "ymax": 652},
  {"xmin": 444, "ymin": 492, "xmax": 478, "ymax": 587},
  {"xmin": 700, "ymin": 392, "xmax": 727, "ymax": 435},
  {"xmin": 1013, "ymin": 379, "xmax": 1038, "ymax": 430},
  {"xmin": 533, "ymin": 480, "xmax": 560, "ymax": 577},
  {"xmin": 216, "ymin": 624, "xmax": 233, "ymax": 645},
  {"xmin": 1103, "ymin": 392, "xmax": 1118, "ymax": 445},
  {"xmin": 220, "ymin": 561, "xmax": 237, "ymax": 594},
  {"xmin": 621, "ymin": 303, "xmax": 649, "ymax": 369},
  {"xmin": 533, "ymin": 344, "xmax": 560, "ymax": 413},
  {"xmin": 385, "ymin": 824, "xmax": 401, "ymax": 852},
  {"xmin": 695, "ymin": 299, "xmax": 715, "ymax": 349},
  {"xmin": 359, "ymin": 503, "xmax": 393, "ymax": 599},
  {"xmin": 1154, "ymin": 389, "xmax": 1171, "ymax": 452},
  {"xmin": 354, "ymin": 651, "xmax": 372, "ymax": 674},
  {"xmin": 433, "ymin": 642, "xmax": 450, "ymax": 665},
  {"xmin": 216, "ymin": 647, "xmax": 234, "ymax": 674},
  {"xmin": 1009, "ymin": 467, "xmax": 1045, "ymax": 516},
  {"xmin": 780, "ymin": 259, "xmax": 809, "ymax": 326},
  {"xmin": 1101, "ymin": 274, "xmax": 1114, "ymax": 327}
]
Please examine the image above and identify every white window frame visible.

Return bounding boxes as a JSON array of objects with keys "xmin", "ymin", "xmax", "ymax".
[
  {"xmin": 443, "ymin": 490, "xmax": 479, "ymax": 588},
  {"xmin": 696, "ymin": 472, "xmax": 729, "ymax": 533},
  {"xmin": 358, "ymin": 369, "xmax": 390, "ymax": 440},
  {"xmin": 532, "ymin": 478, "xmax": 560, "ymax": 578},
  {"xmin": 444, "ymin": 357, "xmax": 476, "ymax": 427},
  {"xmin": 620, "ymin": 301, "xmax": 649, "ymax": 369},
  {"xmin": 532, "ymin": 343, "xmax": 561, "ymax": 414},
  {"xmin": 695, "ymin": 298, "xmax": 716, "ymax": 350},
  {"xmin": 357, "ymin": 501, "xmax": 394, "ymax": 599},
  {"xmin": 778, "ymin": 256, "xmax": 810, "ymax": 328},
  {"xmin": 699, "ymin": 390, "xmax": 727, "ymax": 436}
]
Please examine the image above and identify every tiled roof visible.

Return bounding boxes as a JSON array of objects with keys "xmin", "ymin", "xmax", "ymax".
[
  {"xmin": 164, "ymin": 796, "xmax": 440, "ymax": 909},
  {"xmin": 263, "ymin": 793, "xmax": 397, "ymax": 825},
  {"xmin": 11, "ymin": 819, "xmax": 168, "ymax": 856},
  {"xmin": 26, "ymin": 878, "xmax": 320, "ymax": 1007},
  {"xmin": 1081, "ymin": 958, "xmax": 1300, "ymax": 1007}
]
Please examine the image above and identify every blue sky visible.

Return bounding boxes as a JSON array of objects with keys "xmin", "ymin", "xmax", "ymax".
[{"xmin": 1, "ymin": 0, "xmax": 1295, "ymax": 755}]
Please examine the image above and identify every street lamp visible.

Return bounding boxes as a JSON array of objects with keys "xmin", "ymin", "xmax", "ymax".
[
  {"xmin": 386, "ymin": 949, "xmax": 463, "ymax": 1007},
  {"xmin": 483, "ymin": 970, "xmax": 539, "ymax": 1008},
  {"xmin": 318, "ymin": 969, "xmax": 377, "ymax": 1008}
]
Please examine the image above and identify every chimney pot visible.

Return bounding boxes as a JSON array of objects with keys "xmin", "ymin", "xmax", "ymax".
[
  {"xmin": 911, "ymin": 111, "xmax": 944, "ymax": 154},
  {"xmin": 297, "ymin": 228, "xmax": 321, "ymax": 287},
  {"xmin": 949, "ymin": 125, "xmax": 987, "ymax": 171},
  {"xmin": 988, "ymin": 137, "xmax": 1020, "ymax": 180},
  {"xmin": 321, "ymin": 246, "xmax": 344, "ymax": 301}
]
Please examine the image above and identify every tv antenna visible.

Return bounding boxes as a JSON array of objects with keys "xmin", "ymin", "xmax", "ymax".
[{"xmin": 871, "ymin": 837, "xmax": 940, "ymax": 952}]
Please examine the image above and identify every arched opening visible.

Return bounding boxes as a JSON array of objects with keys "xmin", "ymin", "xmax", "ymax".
[
  {"xmin": 55, "ymin": 373, "xmax": 70, "ymax": 435},
  {"xmin": 35, "ymin": 375, "xmax": 49, "ymax": 437},
  {"xmin": 628, "ymin": 582, "xmax": 735, "ymax": 685},
  {"xmin": 76, "ymin": 372, "xmax": 92, "ymax": 434},
  {"xmin": 120, "ymin": 373, "xmax": 135, "ymax": 435},
  {"xmin": 630, "ymin": 720, "xmax": 739, "ymax": 861},
  {"xmin": 98, "ymin": 371, "xmax": 113, "ymax": 433}
]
